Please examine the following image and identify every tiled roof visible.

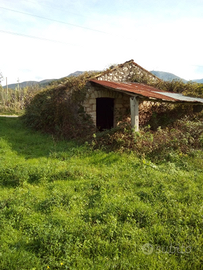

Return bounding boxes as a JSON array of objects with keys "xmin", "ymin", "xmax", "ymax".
[{"xmin": 89, "ymin": 79, "xmax": 203, "ymax": 104}]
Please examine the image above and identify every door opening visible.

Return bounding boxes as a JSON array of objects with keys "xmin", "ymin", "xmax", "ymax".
[{"xmin": 96, "ymin": 98, "xmax": 114, "ymax": 131}]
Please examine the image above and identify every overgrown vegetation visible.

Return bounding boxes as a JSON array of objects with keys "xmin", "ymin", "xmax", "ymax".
[
  {"xmin": 1, "ymin": 67, "xmax": 203, "ymax": 269},
  {"xmin": 132, "ymin": 74, "xmax": 203, "ymax": 98},
  {"xmin": 1, "ymin": 68, "xmax": 203, "ymax": 161},
  {"xmin": 88, "ymin": 77, "xmax": 203, "ymax": 159},
  {"xmin": 22, "ymin": 72, "xmax": 99, "ymax": 139},
  {"xmin": 154, "ymin": 80, "xmax": 203, "ymax": 98},
  {"xmin": 91, "ymin": 113, "xmax": 203, "ymax": 160},
  {"xmin": 0, "ymin": 117, "xmax": 203, "ymax": 269},
  {"xmin": 91, "ymin": 97, "xmax": 203, "ymax": 160},
  {"xmin": 20, "ymin": 67, "xmax": 203, "ymax": 145},
  {"xmin": 0, "ymin": 84, "xmax": 41, "ymax": 115}
]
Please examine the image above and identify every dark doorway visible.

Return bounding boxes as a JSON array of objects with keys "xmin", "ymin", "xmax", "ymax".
[{"xmin": 96, "ymin": 98, "xmax": 114, "ymax": 131}]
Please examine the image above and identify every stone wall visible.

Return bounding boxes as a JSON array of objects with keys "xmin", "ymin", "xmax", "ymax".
[
  {"xmin": 83, "ymin": 84, "xmax": 129, "ymax": 127},
  {"xmin": 96, "ymin": 60, "xmax": 159, "ymax": 83},
  {"xmin": 83, "ymin": 60, "xmax": 160, "ymax": 129}
]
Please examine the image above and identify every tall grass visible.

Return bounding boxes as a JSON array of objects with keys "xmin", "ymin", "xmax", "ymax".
[
  {"xmin": 0, "ymin": 117, "xmax": 202, "ymax": 269},
  {"xmin": 0, "ymin": 85, "xmax": 41, "ymax": 115}
]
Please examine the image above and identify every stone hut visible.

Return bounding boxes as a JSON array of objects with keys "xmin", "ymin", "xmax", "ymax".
[
  {"xmin": 83, "ymin": 59, "xmax": 160, "ymax": 131},
  {"xmin": 83, "ymin": 59, "xmax": 203, "ymax": 131}
]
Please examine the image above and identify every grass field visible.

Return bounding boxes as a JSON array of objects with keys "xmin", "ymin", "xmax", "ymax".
[{"xmin": 0, "ymin": 117, "xmax": 203, "ymax": 269}]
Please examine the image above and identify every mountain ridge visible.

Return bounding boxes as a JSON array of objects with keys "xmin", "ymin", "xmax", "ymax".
[
  {"xmin": 2, "ymin": 71, "xmax": 84, "ymax": 90},
  {"xmin": 2, "ymin": 70, "xmax": 203, "ymax": 89},
  {"xmin": 150, "ymin": 71, "xmax": 187, "ymax": 82}
]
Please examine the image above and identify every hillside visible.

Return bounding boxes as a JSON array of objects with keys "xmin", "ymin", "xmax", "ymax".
[
  {"xmin": 3, "ymin": 71, "xmax": 84, "ymax": 90},
  {"xmin": 150, "ymin": 71, "xmax": 187, "ymax": 82},
  {"xmin": 3, "ymin": 80, "xmax": 39, "ymax": 90},
  {"xmin": 2, "ymin": 79, "xmax": 54, "ymax": 90},
  {"xmin": 193, "ymin": 78, "xmax": 203, "ymax": 83},
  {"xmin": 3, "ymin": 70, "xmax": 203, "ymax": 90}
]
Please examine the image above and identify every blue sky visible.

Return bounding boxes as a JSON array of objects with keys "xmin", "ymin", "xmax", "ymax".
[{"xmin": 0, "ymin": 0, "xmax": 203, "ymax": 85}]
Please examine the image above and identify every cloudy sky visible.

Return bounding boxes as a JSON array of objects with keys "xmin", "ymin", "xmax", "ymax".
[{"xmin": 0, "ymin": 0, "xmax": 203, "ymax": 85}]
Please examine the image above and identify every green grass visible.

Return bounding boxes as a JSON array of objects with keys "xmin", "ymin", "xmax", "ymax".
[{"xmin": 0, "ymin": 117, "xmax": 203, "ymax": 270}]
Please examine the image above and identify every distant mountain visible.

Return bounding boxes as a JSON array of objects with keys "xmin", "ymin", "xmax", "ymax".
[
  {"xmin": 193, "ymin": 78, "xmax": 203, "ymax": 83},
  {"xmin": 2, "ymin": 80, "xmax": 53, "ymax": 90},
  {"xmin": 150, "ymin": 71, "xmax": 187, "ymax": 82},
  {"xmin": 3, "ymin": 71, "xmax": 84, "ymax": 90},
  {"xmin": 150, "ymin": 71, "xmax": 203, "ymax": 83},
  {"xmin": 3, "ymin": 70, "xmax": 202, "ymax": 90},
  {"xmin": 3, "ymin": 81, "xmax": 38, "ymax": 90},
  {"xmin": 67, "ymin": 71, "xmax": 84, "ymax": 77}
]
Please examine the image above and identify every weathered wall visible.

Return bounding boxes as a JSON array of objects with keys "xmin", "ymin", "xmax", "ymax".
[
  {"xmin": 83, "ymin": 84, "xmax": 129, "ymax": 127},
  {"xmin": 83, "ymin": 60, "xmax": 159, "ymax": 128},
  {"xmin": 96, "ymin": 60, "xmax": 159, "ymax": 83}
]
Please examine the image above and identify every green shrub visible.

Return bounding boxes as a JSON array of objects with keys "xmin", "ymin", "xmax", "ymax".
[
  {"xmin": 22, "ymin": 73, "xmax": 98, "ymax": 139},
  {"xmin": 153, "ymin": 80, "xmax": 203, "ymax": 98},
  {"xmin": 92, "ymin": 113, "xmax": 203, "ymax": 162},
  {"xmin": 0, "ymin": 84, "xmax": 42, "ymax": 115}
]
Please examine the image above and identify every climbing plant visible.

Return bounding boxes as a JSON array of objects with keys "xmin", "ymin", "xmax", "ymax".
[{"xmin": 23, "ymin": 72, "xmax": 99, "ymax": 139}]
